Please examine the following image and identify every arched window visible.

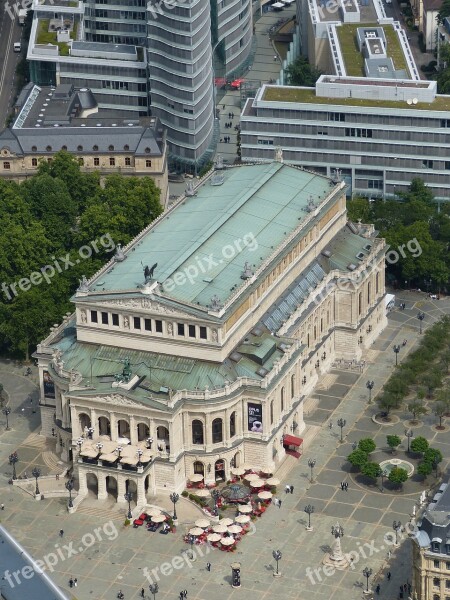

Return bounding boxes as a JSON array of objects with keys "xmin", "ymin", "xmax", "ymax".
[
  {"xmin": 280, "ymin": 387, "xmax": 285, "ymax": 412},
  {"xmin": 124, "ymin": 144, "xmax": 129, "ymax": 151},
  {"xmin": 367, "ymin": 281, "xmax": 371, "ymax": 304},
  {"xmin": 270, "ymin": 399, "xmax": 274, "ymax": 424},
  {"xmin": 229, "ymin": 412, "xmax": 236, "ymax": 437},
  {"xmin": 46, "ymin": 145, "xmax": 52, "ymax": 152},
  {"xmin": 93, "ymin": 145, "xmax": 98, "ymax": 151},
  {"xmin": 358, "ymin": 292, "xmax": 362, "ymax": 315},
  {"xmin": 77, "ymin": 145, "xmax": 83, "ymax": 151},
  {"xmin": 307, "ymin": 333, "xmax": 310, "ymax": 347},
  {"xmin": 192, "ymin": 420, "xmax": 204, "ymax": 445},
  {"xmin": 31, "ymin": 145, "xmax": 37, "ymax": 152},
  {"xmin": 212, "ymin": 418, "xmax": 223, "ymax": 444},
  {"xmin": 193, "ymin": 461, "xmax": 204, "ymax": 475},
  {"xmin": 291, "ymin": 374, "xmax": 295, "ymax": 399},
  {"xmin": 108, "ymin": 144, "xmax": 114, "ymax": 151},
  {"xmin": 61, "ymin": 145, "xmax": 67, "ymax": 151}
]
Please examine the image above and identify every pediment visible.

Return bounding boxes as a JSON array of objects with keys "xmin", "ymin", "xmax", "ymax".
[{"xmin": 88, "ymin": 393, "xmax": 143, "ymax": 408}]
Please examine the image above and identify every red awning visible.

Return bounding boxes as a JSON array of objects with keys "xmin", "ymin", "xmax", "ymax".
[{"xmin": 283, "ymin": 435, "xmax": 303, "ymax": 447}]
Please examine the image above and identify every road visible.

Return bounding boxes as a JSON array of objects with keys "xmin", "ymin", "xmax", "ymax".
[{"xmin": 0, "ymin": 4, "xmax": 23, "ymax": 128}]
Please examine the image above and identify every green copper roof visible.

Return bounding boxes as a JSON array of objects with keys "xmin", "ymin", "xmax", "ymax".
[{"xmin": 89, "ymin": 162, "xmax": 334, "ymax": 307}]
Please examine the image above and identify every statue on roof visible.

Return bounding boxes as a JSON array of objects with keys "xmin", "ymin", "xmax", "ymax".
[
  {"xmin": 275, "ymin": 147, "xmax": 283, "ymax": 163},
  {"xmin": 143, "ymin": 262, "xmax": 157, "ymax": 283},
  {"xmin": 77, "ymin": 275, "xmax": 89, "ymax": 292}
]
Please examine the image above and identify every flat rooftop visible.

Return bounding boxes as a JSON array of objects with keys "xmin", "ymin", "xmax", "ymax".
[
  {"xmin": 336, "ymin": 23, "xmax": 410, "ymax": 77},
  {"xmin": 261, "ymin": 85, "xmax": 450, "ymax": 111},
  {"xmin": 85, "ymin": 162, "xmax": 335, "ymax": 306}
]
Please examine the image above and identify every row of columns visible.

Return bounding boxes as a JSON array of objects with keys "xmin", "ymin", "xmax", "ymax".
[{"xmin": 78, "ymin": 467, "xmax": 150, "ymax": 504}]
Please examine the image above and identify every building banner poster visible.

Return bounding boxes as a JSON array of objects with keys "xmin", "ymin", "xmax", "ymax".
[
  {"xmin": 247, "ymin": 403, "xmax": 263, "ymax": 433},
  {"xmin": 43, "ymin": 370, "xmax": 55, "ymax": 399}
]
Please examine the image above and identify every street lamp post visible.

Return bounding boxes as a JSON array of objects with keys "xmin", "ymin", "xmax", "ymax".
[
  {"xmin": 31, "ymin": 467, "xmax": 41, "ymax": 496},
  {"xmin": 9, "ymin": 452, "xmax": 18, "ymax": 480},
  {"xmin": 76, "ymin": 437, "xmax": 84, "ymax": 456},
  {"xmin": 307, "ymin": 458, "xmax": 316, "ymax": 483},
  {"xmin": 146, "ymin": 436, "xmax": 153, "ymax": 449},
  {"xmin": 116, "ymin": 446, "xmax": 123, "ymax": 459},
  {"xmin": 124, "ymin": 491, "xmax": 133, "ymax": 519},
  {"xmin": 2, "ymin": 406, "xmax": 11, "ymax": 431},
  {"xmin": 65, "ymin": 479, "xmax": 74, "ymax": 509},
  {"xmin": 417, "ymin": 312, "xmax": 425, "ymax": 334},
  {"xmin": 169, "ymin": 492, "xmax": 179, "ymax": 521},
  {"xmin": 302, "ymin": 376, "xmax": 306, "ymax": 385},
  {"xmin": 393, "ymin": 345, "xmax": 400, "ymax": 366},
  {"xmin": 405, "ymin": 429, "xmax": 413, "ymax": 453},
  {"xmin": 380, "ymin": 469, "xmax": 388, "ymax": 492},
  {"xmin": 148, "ymin": 583, "xmax": 159, "ymax": 600},
  {"xmin": 272, "ymin": 550, "xmax": 282, "ymax": 577},
  {"xmin": 136, "ymin": 449, "xmax": 143, "ymax": 467},
  {"xmin": 211, "ymin": 489, "xmax": 221, "ymax": 516},
  {"xmin": 362, "ymin": 567, "xmax": 373, "ymax": 594},
  {"xmin": 393, "ymin": 520, "xmax": 402, "ymax": 546},
  {"xmin": 304, "ymin": 504, "xmax": 315, "ymax": 531},
  {"xmin": 187, "ymin": 533, "xmax": 195, "ymax": 558},
  {"xmin": 337, "ymin": 418, "xmax": 346, "ymax": 443},
  {"xmin": 366, "ymin": 380, "xmax": 374, "ymax": 403}
]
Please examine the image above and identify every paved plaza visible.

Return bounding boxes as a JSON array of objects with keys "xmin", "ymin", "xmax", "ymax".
[{"xmin": 0, "ymin": 291, "xmax": 449, "ymax": 600}]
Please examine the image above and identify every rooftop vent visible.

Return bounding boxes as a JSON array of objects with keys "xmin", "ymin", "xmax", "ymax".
[
  {"xmin": 252, "ymin": 327, "xmax": 263, "ymax": 336},
  {"xmin": 356, "ymin": 252, "xmax": 365, "ymax": 261},
  {"xmin": 256, "ymin": 367, "xmax": 269, "ymax": 377},
  {"xmin": 321, "ymin": 249, "xmax": 332, "ymax": 258},
  {"xmin": 364, "ymin": 244, "xmax": 372, "ymax": 251},
  {"xmin": 347, "ymin": 263, "xmax": 357, "ymax": 271},
  {"xmin": 230, "ymin": 352, "xmax": 242, "ymax": 363}
]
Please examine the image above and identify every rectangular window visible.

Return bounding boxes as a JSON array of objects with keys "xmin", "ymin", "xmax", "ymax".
[
  {"xmin": 446, "ymin": 562, "xmax": 450, "ymax": 570},
  {"xmin": 199, "ymin": 326, "xmax": 207, "ymax": 339},
  {"xmin": 91, "ymin": 310, "xmax": 98, "ymax": 323},
  {"xmin": 78, "ymin": 158, "xmax": 84, "ymax": 166},
  {"xmin": 329, "ymin": 112, "xmax": 345, "ymax": 122},
  {"xmin": 112, "ymin": 313, "xmax": 119, "ymax": 326},
  {"xmin": 3, "ymin": 162, "xmax": 10, "ymax": 169},
  {"xmin": 110, "ymin": 158, "xmax": 115, "ymax": 166},
  {"xmin": 94, "ymin": 157, "xmax": 100, "ymax": 166},
  {"xmin": 146, "ymin": 159, "xmax": 152, "ymax": 168},
  {"xmin": 177, "ymin": 323, "xmax": 185, "ymax": 336},
  {"xmin": 101, "ymin": 312, "xmax": 108, "ymax": 325},
  {"xmin": 32, "ymin": 158, "xmax": 38, "ymax": 167},
  {"xmin": 144, "ymin": 318, "xmax": 152, "ymax": 331},
  {"xmin": 188, "ymin": 325, "xmax": 196, "ymax": 338},
  {"xmin": 155, "ymin": 319, "xmax": 163, "ymax": 333},
  {"xmin": 434, "ymin": 578, "xmax": 440, "ymax": 587},
  {"xmin": 435, "ymin": 561, "xmax": 440, "ymax": 568},
  {"xmin": 423, "ymin": 159, "xmax": 433, "ymax": 169},
  {"xmin": 368, "ymin": 180, "xmax": 383, "ymax": 189},
  {"xmin": 125, "ymin": 157, "xmax": 131, "ymax": 166},
  {"xmin": 133, "ymin": 317, "xmax": 141, "ymax": 329},
  {"xmin": 446, "ymin": 580, "xmax": 450, "ymax": 589}
]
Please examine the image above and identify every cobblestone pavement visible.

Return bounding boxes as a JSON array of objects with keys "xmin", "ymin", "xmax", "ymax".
[{"xmin": 0, "ymin": 292, "xmax": 449, "ymax": 600}]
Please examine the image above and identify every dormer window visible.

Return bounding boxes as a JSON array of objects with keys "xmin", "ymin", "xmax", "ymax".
[{"xmin": 433, "ymin": 538, "xmax": 443, "ymax": 552}]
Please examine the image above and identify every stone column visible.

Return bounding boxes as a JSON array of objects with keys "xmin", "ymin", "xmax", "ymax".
[
  {"xmin": 77, "ymin": 467, "xmax": 88, "ymax": 497},
  {"xmin": 117, "ymin": 475, "xmax": 126, "ymax": 503},
  {"xmin": 90, "ymin": 408, "xmax": 97, "ymax": 436},
  {"xmin": 129, "ymin": 416, "xmax": 137, "ymax": 445},
  {"xmin": 109, "ymin": 412, "xmax": 116, "ymax": 440},
  {"xmin": 97, "ymin": 471, "xmax": 108, "ymax": 500},
  {"xmin": 136, "ymin": 477, "xmax": 146, "ymax": 506}
]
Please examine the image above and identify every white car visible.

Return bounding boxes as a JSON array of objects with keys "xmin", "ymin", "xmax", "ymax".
[{"xmin": 13, "ymin": 42, "xmax": 21, "ymax": 52}]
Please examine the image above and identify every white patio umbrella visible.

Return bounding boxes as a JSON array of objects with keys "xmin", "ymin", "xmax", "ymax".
[
  {"xmin": 151, "ymin": 514, "xmax": 167, "ymax": 523},
  {"xmin": 195, "ymin": 519, "xmax": 211, "ymax": 529},
  {"xmin": 194, "ymin": 489, "xmax": 211, "ymax": 498},
  {"xmin": 266, "ymin": 477, "xmax": 280, "ymax": 486},
  {"xmin": 188, "ymin": 527, "xmax": 204, "ymax": 536},
  {"xmin": 220, "ymin": 537, "xmax": 236, "ymax": 546},
  {"xmin": 259, "ymin": 467, "xmax": 272, "ymax": 475},
  {"xmin": 207, "ymin": 533, "xmax": 222, "ymax": 542},
  {"xmin": 235, "ymin": 514, "xmax": 251, "ymax": 524},
  {"xmin": 241, "ymin": 463, "xmax": 253, "ymax": 471},
  {"xmin": 244, "ymin": 473, "xmax": 259, "ymax": 481},
  {"xmin": 238, "ymin": 505, "xmax": 253, "ymax": 514},
  {"xmin": 231, "ymin": 467, "xmax": 246, "ymax": 476},
  {"xmin": 250, "ymin": 478, "xmax": 265, "ymax": 488},
  {"xmin": 258, "ymin": 490, "xmax": 272, "ymax": 500},
  {"xmin": 212, "ymin": 524, "xmax": 228, "ymax": 533},
  {"xmin": 219, "ymin": 518, "xmax": 234, "ymax": 526},
  {"xmin": 189, "ymin": 474, "xmax": 204, "ymax": 482},
  {"xmin": 146, "ymin": 507, "xmax": 162, "ymax": 517},
  {"xmin": 228, "ymin": 525, "xmax": 242, "ymax": 534}
]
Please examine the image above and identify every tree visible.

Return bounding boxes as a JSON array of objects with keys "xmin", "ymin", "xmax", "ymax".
[
  {"xmin": 410, "ymin": 436, "xmax": 429, "ymax": 455},
  {"xmin": 386, "ymin": 435, "xmax": 402, "ymax": 454},
  {"xmin": 358, "ymin": 438, "xmax": 376, "ymax": 454},
  {"xmin": 388, "ymin": 467, "xmax": 408, "ymax": 487},
  {"xmin": 407, "ymin": 401, "xmax": 427, "ymax": 422},
  {"xmin": 347, "ymin": 449, "xmax": 369, "ymax": 469},
  {"xmin": 420, "ymin": 371, "xmax": 442, "ymax": 398},
  {"xmin": 361, "ymin": 462, "xmax": 382, "ymax": 481},
  {"xmin": 346, "ymin": 197, "xmax": 372, "ymax": 223},
  {"xmin": 379, "ymin": 393, "xmax": 401, "ymax": 416},
  {"xmin": 285, "ymin": 56, "xmax": 322, "ymax": 87},
  {"xmin": 434, "ymin": 402, "xmax": 447, "ymax": 428},
  {"xmin": 417, "ymin": 461, "xmax": 433, "ymax": 478},
  {"xmin": 423, "ymin": 447, "xmax": 443, "ymax": 466}
]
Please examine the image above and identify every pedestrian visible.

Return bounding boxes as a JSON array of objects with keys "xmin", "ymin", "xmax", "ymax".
[
  {"xmin": 232, "ymin": 112, "xmax": 234, "ymax": 118},
  {"xmin": 222, "ymin": 104, "xmax": 225, "ymax": 110},
  {"xmin": 141, "ymin": 588, "xmax": 145, "ymax": 598},
  {"xmin": 179, "ymin": 593, "xmax": 183, "ymax": 600},
  {"xmin": 184, "ymin": 590, "xmax": 188, "ymax": 599},
  {"xmin": 340, "ymin": 482, "xmax": 344, "ymax": 490},
  {"xmin": 399, "ymin": 585, "xmax": 403, "ymax": 593},
  {"xmin": 1, "ymin": 504, "xmax": 4, "ymax": 510},
  {"xmin": 387, "ymin": 572, "xmax": 391, "ymax": 580},
  {"xmin": 273, "ymin": 55, "xmax": 277, "ymax": 61},
  {"xmin": 278, "ymin": 499, "xmax": 282, "ymax": 508},
  {"xmin": 290, "ymin": 485, "xmax": 294, "ymax": 494},
  {"xmin": 345, "ymin": 482, "xmax": 348, "ymax": 491},
  {"xmin": 206, "ymin": 562, "xmax": 211, "ymax": 571},
  {"xmin": 69, "ymin": 578, "xmax": 74, "ymax": 588},
  {"xmin": 228, "ymin": 112, "xmax": 231, "ymax": 119},
  {"xmin": 403, "ymin": 584, "xmax": 407, "ymax": 592},
  {"xmin": 285, "ymin": 484, "xmax": 290, "ymax": 494},
  {"xmin": 74, "ymin": 578, "xmax": 77, "ymax": 587},
  {"xmin": 59, "ymin": 529, "xmax": 64, "ymax": 537},
  {"xmin": 375, "ymin": 584, "xmax": 380, "ymax": 594},
  {"xmin": 56, "ymin": 474, "xmax": 59, "ymax": 481},
  {"xmin": 329, "ymin": 421, "xmax": 333, "ymax": 429}
]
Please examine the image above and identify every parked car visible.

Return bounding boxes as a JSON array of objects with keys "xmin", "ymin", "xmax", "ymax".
[
  {"xmin": 13, "ymin": 42, "xmax": 21, "ymax": 52},
  {"xmin": 231, "ymin": 78, "xmax": 245, "ymax": 89}
]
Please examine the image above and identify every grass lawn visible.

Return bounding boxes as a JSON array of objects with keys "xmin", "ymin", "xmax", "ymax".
[{"xmin": 36, "ymin": 18, "xmax": 77, "ymax": 56}]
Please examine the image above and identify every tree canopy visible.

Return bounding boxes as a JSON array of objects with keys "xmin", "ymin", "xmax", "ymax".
[
  {"xmin": 285, "ymin": 56, "xmax": 322, "ymax": 87},
  {"xmin": 0, "ymin": 152, "xmax": 163, "ymax": 359}
]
